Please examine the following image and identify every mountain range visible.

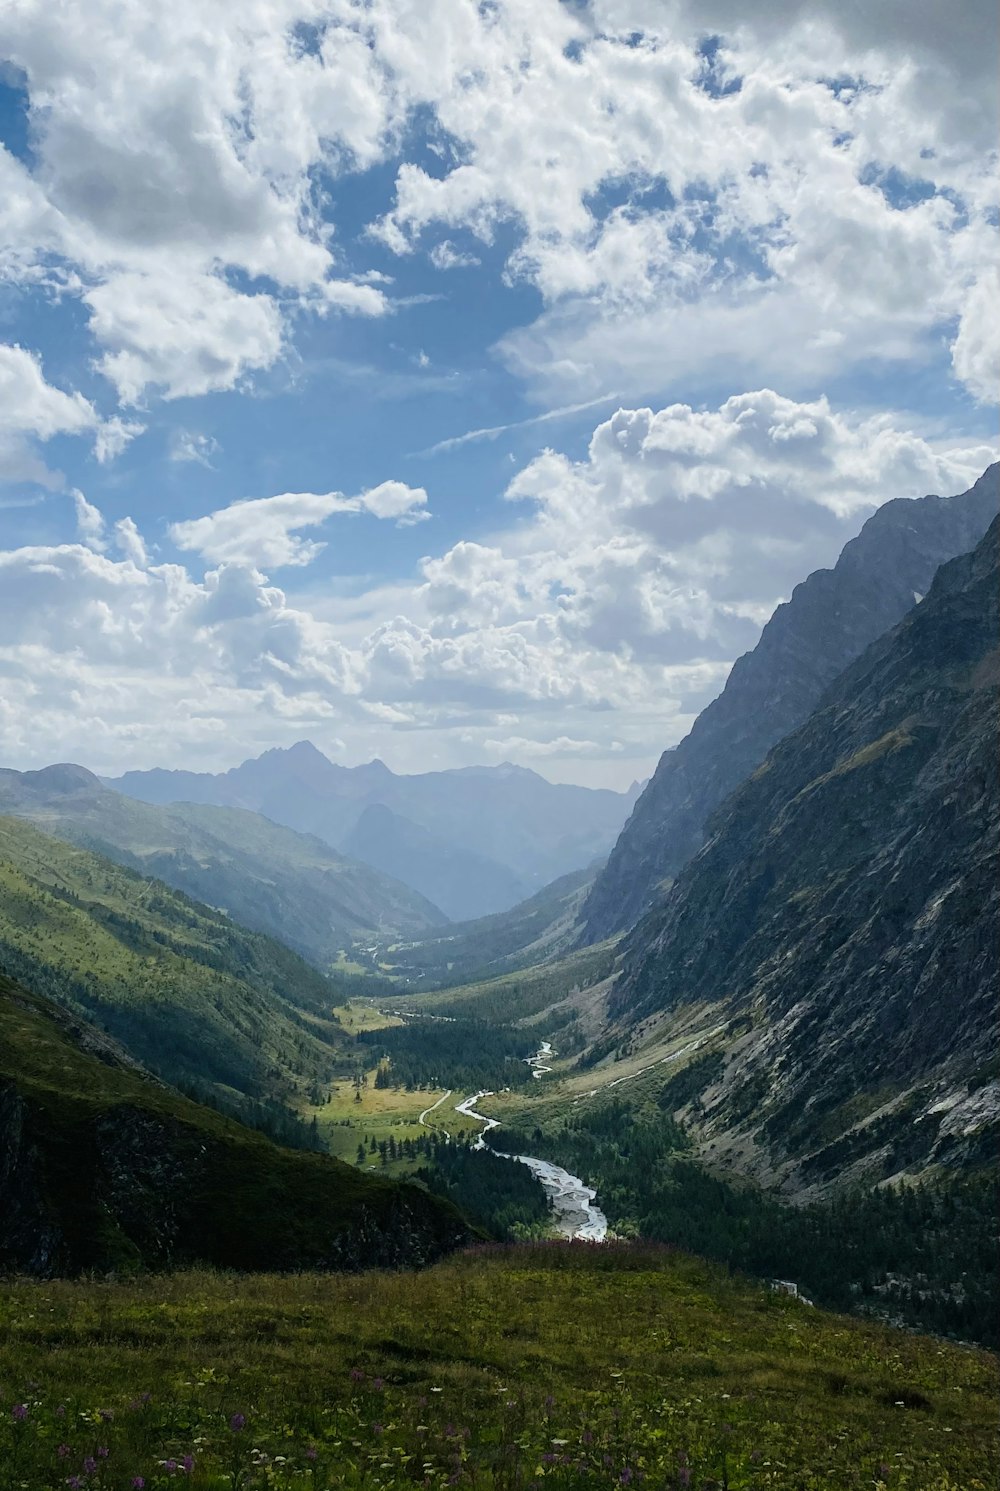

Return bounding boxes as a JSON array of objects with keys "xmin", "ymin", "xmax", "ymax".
[
  {"xmin": 581, "ymin": 463, "xmax": 999, "ymax": 943},
  {"xmin": 107, "ymin": 746, "xmax": 641, "ymax": 920},
  {"xmin": 0, "ymin": 762, "xmax": 445, "ymax": 968}
]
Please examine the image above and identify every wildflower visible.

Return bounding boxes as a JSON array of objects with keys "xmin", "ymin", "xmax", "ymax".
[
  {"xmin": 98, "ymin": 1447, "xmax": 110, "ymax": 1459},
  {"xmin": 373, "ymin": 1377, "xmax": 384, "ymax": 1391},
  {"xmin": 12, "ymin": 1403, "xmax": 28, "ymax": 1421},
  {"xmin": 58, "ymin": 1444, "xmax": 72, "ymax": 1458},
  {"xmin": 230, "ymin": 1413, "xmax": 247, "ymax": 1431},
  {"xmin": 84, "ymin": 1457, "xmax": 98, "ymax": 1474},
  {"xmin": 350, "ymin": 1368, "xmax": 366, "ymax": 1383},
  {"xmin": 67, "ymin": 1479, "xmax": 84, "ymax": 1490},
  {"xmin": 132, "ymin": 1481, "xmax": 146, "ymax": 1489},
  {"xmin": 182, "ymin": 1455, "xmax": 195, "ymax": 1472},
  {"xmin": 620, "ymin": 1469, "xmax": 634, "ymax": 1485},
  {"xmin": 305, "ymin": 1446, "xmax": 318, "ymax": 1461}
]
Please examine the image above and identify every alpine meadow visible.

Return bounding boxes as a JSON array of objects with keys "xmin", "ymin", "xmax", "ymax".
[{"xmin": 0, "ymin": 4, "xmax": 997, "ymax": 1490}]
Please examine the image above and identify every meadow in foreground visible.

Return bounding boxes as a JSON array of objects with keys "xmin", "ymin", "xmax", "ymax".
[{"xmin": 1, "ymin": 1244, "xmax": 996, "ymax": 1491}]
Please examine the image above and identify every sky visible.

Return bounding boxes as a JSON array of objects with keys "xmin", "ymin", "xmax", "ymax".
[{"xmin": 0, "ymin": 0, "xmax": 997, "ymax": 789}]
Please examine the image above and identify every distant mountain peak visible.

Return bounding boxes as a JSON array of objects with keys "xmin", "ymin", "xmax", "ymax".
[{"xmin": 19, "ymin": 763, "xmax": 103, "ymax": 795}]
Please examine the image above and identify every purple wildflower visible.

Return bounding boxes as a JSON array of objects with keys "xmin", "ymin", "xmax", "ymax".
[
  {"xmin": 350, "ymin": 1368, "xmax": 365, "ymax": 1383},
  {"xmin": 229, "ymin": 1412, "xmax": 247, "ymax": 1432},
  {"xmin": 58, "ymin": 1445, "xmax": 71, "ymax": 1459},
  {"xmin": 305, "ymin": 1446, "xmax": 318, "ymax": 1461},
  {"xmin": 12, "ymin": 1403, "xmax": 28, "ymax": 1421},
  {"xmin": 164, "ymin": 1460, "xmax": 177, "ymax": 1473},
  {"xmin": 67, "ymin": 1479, "xmax": 84, "ymax": 1490},
  {"xmin": 132, "ymin": 1480, "xmax": 146, "ymax": 1490},
  {"xmin": 620, "ymin": 1469, "xmax": 634, "ymax": 1486},
  {"xmin": 97, "ymin": 1447, "xmax": 110, "ymax": 1459},
  {"xmin": 372, "ymin": 1377, "xmax": 384, "ymax": 1391},
  {"xmin": 84, "ymin": 1458, "xmax": 98, "ymax": 1474},
  {"xmin": 182, "ymin": 1455, "xmax": 195, "ymax": 1473}
]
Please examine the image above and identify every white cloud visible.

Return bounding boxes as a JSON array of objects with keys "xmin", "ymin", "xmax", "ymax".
[
  {"xmin": 359, "ymin": 480, "xmax": 429, "ymax": 524},
  {"xmin": 2, "ymin": 0, "xmax": 995, "ymax": 416},
  {"xmin": 170, "ymin": 491, "xmax": 355, "ymax": 569},
  {"xmin": 84, "ymin": 272, "xmax": 286, "ymax": 404},
  {"xmin": 951, "ymin": 267, "xmax": 1000, "ymax": 406},
  {"xmin": 114, "ymin": 516, "xmax": 149, "ymax": 568},
  {"xmin": 169, "ymin": 430, "xmax": 220, "ymax": 467},
  {"xmin": 169, "ymin": 481, "xmax": 431, "ymax": 568},
  {"xmin": 0, "ymin": 343, "xmax": 98, "ymax": 487},
  {"xmin": 72, "ymin": 489, "xmax": 106, "ymax": 550},
  {"xmin": 429, "ymin": 240, "xmax": 480, "ymax": 271}
]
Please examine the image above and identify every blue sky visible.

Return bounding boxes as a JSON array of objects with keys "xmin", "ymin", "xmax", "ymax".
[{"xmin": 0, "ymin": 1, "xmax": 996, "ymax": 786}]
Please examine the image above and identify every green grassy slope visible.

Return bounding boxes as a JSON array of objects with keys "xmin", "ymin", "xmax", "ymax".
[
  {"xmin": 0, "ymin": 975, "xmax": 469, "ymax": 1276},
  {"xmin": 0, "ymin": 814, "xmax": 347, "ymax": 1101},
  {"xmin": 0, "ymin": 1246, "xmax": 995, "ymax": 1489}
]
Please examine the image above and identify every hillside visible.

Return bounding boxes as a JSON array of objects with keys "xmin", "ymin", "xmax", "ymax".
[
  {"xmin": 0, "ymin": 1246, "xmax": 996, "ymax": 1490},
  {"xmin": 109, "ymin": 744, "xmax": 640, "ymax": 917},
  {"xmin": 609, "ymin": 515, "xmax": 999, "ymax": 1192},
  {"xmin": 0, "ymin": 764, "xmax": 446, "ymax": 967},
  {"xmin": 0, "ymin": 815, "xmax": 349, "ymax": 1106},
  {"xmin": 0, "ymin": 975, "xmax": 469, "ymax": 1275},
  {"xmin": 582, "ymin": 463, "xmax": 999, "ymax": 942}
]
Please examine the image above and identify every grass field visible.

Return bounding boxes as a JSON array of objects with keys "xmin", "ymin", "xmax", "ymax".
[
  {"xmin": 308, "ymin": 1003, "xmax": 481, "ymax": 1163},
  {"xmin": 0, "ymin": 1244, "xmax": 995, "ymax": 1490}
]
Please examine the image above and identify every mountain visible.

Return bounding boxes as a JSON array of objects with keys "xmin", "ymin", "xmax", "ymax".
[
  {"xmin": 0, "ymin": 814, "xmax": 350, "ymax": 1107},
  {"xmin": 0, "ymin": 764, "xmax": 446, "ymax": 967},
  {"xmin": 108, "ymin": 744, "xmax": 640, "ymax": 917},
  {"xmin": 609, "ymin": 515, "xmax": 999, "ymax": 1193},
  {"xmin": 0, "ymin": 974, "xmax": 469, "ymax": 1275},
  {"xmin": 342, "ymin": 802, "xmax": 531, "ymax": 921},
  {"xmin": 582, "ymin": 463, "xmax": 999, "ymax": 942}
]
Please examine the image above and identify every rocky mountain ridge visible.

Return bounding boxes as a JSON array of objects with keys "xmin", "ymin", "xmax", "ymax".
[
  {"xmin": 582, "ymin": 463, "xmax": 999, "ymax": 942},
  {"xmin": 609, "ymin": 515, "xmax": 999, "ymax": 1194}
]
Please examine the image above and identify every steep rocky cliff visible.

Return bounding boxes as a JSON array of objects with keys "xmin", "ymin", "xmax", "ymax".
[
  {"xmin": 0, "ymin": 976, "xmax": 470, "ymax": 1276},
  {"xmin": 582, "ymin": 464, "xmax": 999, "ymax": 942},
  {"xmin": 610, "ymin": 517, "xmax": 999, "ymax": 1192}
]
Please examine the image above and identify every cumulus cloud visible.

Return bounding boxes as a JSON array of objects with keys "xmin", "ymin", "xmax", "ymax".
[
  {"xmin": 1, "ymin": 391, "xmax": 992, "ymax": 778},
  {"xmin": 1, "ymin": 0, "xmax": 995, "ymax": 411}
]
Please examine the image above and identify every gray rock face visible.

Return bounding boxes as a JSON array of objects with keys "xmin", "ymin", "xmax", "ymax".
[
  {"xmin": 582, "ymin": 464, "xmax": 999, "ymax": 943},
  {"xmin": 611, "ymin": 517, "xmax": 1000, "ymax": 1190}
]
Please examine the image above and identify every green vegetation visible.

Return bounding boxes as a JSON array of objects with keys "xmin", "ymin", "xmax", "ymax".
[
  {"xmin": 357, "ymin": 1019, "xmax": 541, "ymax": 1093},
  {"xmin": 415, "ymin": 1137, "xmax": 552, "ymax": 1240},
  {"xmin": 0, "ymin": 815, "xmax": 349, "ymax": 1106},
  {"xmin": 0, "ymin": 768, "xmax": 444, "ymax": 969},
  {"xmin": 486, "ymin": 1103, "xmax": 1000, "ymax": 1347},
  {"xmin": 395, "ymin": 942, "xmax": 616, "ymax": 1024},
  {"xmin": 0, "ymin": 1246, "xmax": 995, "ymax": 1490},
  {"xmin": 0, "ymin": 976, "xmax": 467, "ymax": 1275}
]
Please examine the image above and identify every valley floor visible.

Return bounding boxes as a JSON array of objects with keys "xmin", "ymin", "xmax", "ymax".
[{"xmin": 1, "ymin": 1244, "xmax": 996, "ymax": 1490}]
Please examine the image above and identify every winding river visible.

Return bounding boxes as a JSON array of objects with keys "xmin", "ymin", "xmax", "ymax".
[{"xmin": 455, "ymin": 1052, "xmax": 608, "ymax": 1243}]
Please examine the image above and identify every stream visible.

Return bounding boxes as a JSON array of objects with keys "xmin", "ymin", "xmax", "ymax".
[{"xmin": 455, "ymin": 1046, "xmax": 608, "ymax": 1243}]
